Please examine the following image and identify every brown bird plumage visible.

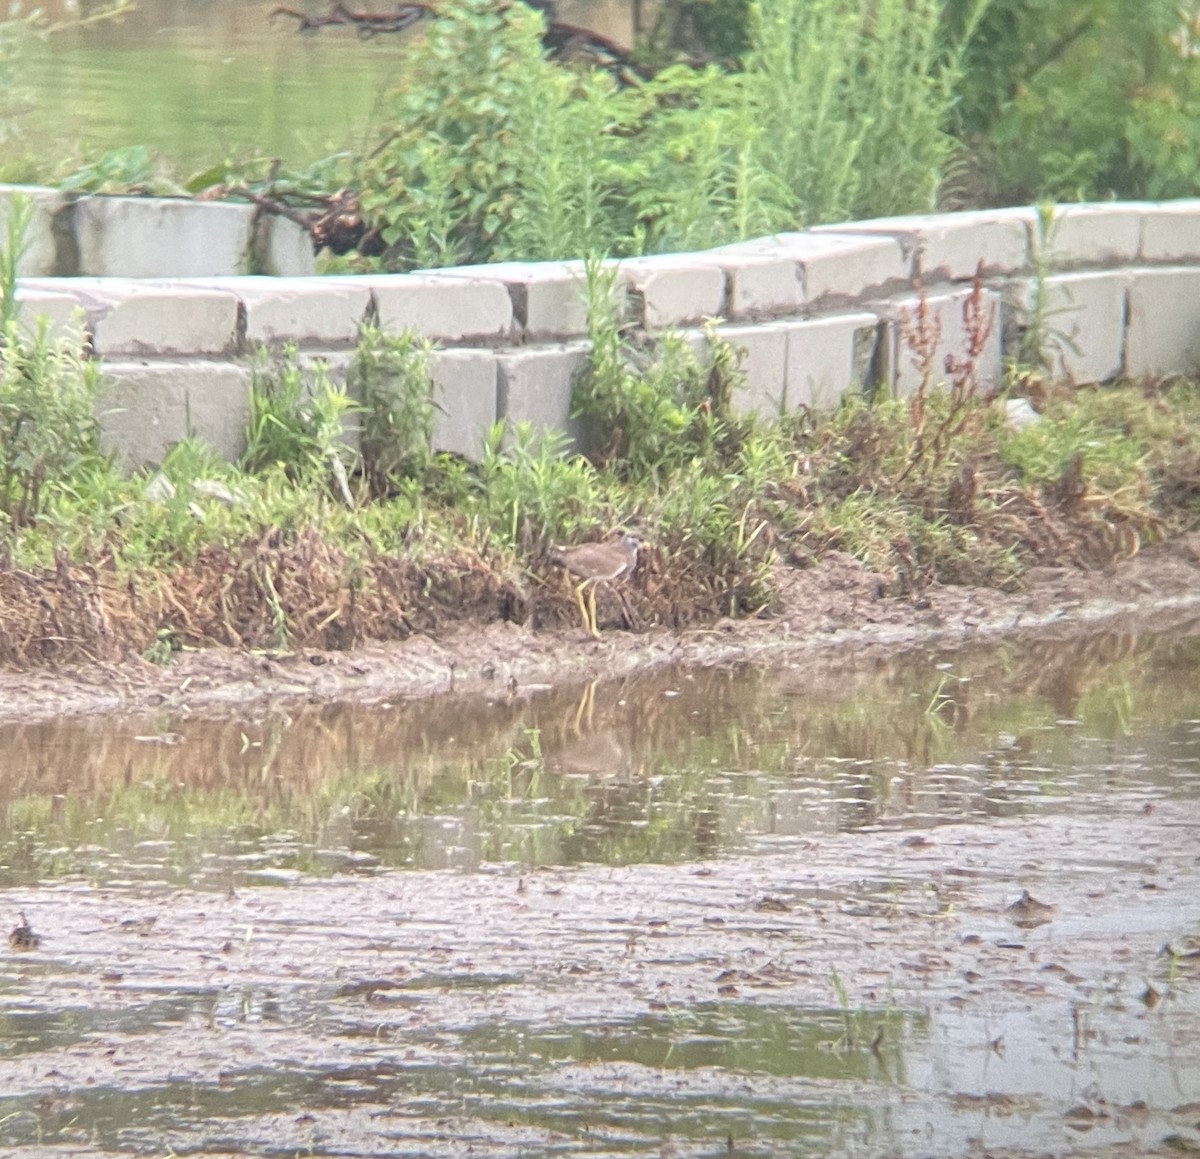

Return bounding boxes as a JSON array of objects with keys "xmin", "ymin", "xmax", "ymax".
[{"xmin": 551, "ymin": 530, "xmax": 640, "ymax": 638}]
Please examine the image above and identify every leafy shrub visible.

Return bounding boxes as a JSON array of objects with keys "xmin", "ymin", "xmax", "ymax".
[
  {"xmin": 351, "ymin": 0, "xmax": 982, "ymax": 269},
  {"xmin": 0, "ymin": 317, "xmax": 108, "ymax": 529},
  {"xmin": 352, "ymin": 325, "xmax": 438, "ymax": 494},
  {"xmin": 242, "ymin": 348, "xmax": 360, "ymax": 494},
  {"xmin": 948, "ymin": 0, "xmax": 1200, "ymax": 203},
  {"xmin": 356, "ymin": 0, "xmax": 564, "ymax": 269}
]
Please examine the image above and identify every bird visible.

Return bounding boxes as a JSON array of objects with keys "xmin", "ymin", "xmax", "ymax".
[
  {"xmin": 550, "ymin": 530, "xmax": 641, "ymax": 639},
  {"xmin": 9, "ymin": 912, "xmax": 40, "ymax": 951}
]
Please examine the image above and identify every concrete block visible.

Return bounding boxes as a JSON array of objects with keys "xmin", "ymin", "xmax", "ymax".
[
  {"xmin": 252, "ymin": 214, "xmax": 316, "ymax": 276},
  {"xmin": 162, "ymin": 276, "xmax": 371, "ymax": 349},
  {"xmin": 428, "ymin": 348, "xmax": 499, "ymax": 461},
  {"xmin": 1041, "ymin": 203, "xmax": 1148, "ymax": 270},
  {"xmin": 364, "ymin": 274, "xmax": 513, "ymax": 344},
  {"xmin": 0, "ymin": 184, "xmax": 63, "ymax": 276},
  {"xmin": 712, "ymin": 253, "xmax": 805, "ymax": 319},
  {"xmin": 814, "ymin": 207, "xmax": 1035, "ymax": 281},
  {"xmin": 617, "ymin": 255, "xmax": 727, "ymax": 328},
  {"xmin": 707, "ymin": 323, "xmax": 790, "ymax": 417},
  {"xmin": 12, "ymin": 287, "xmax": 87, "ymax": 346},
  {"xmin": 1140, "ymin": 200, "xmax": 1200, "ymax": 262},
  {"xmin": 1126, "ymin": 266, "xmax": 1200, "ymax": 380},
  {"xmin": 68, "ymin": 196, "xmax": 256, "ymax": 277},
  {"xmin": 496, "ymin": 342, "xmax": 590, "ymax": 443},
  {"xmin": 784, "ymin": 312, "xmax": 882, "ymax": 410},
  {"xmin": 717, "ymin": 231, "xmax": 910, "ymax": 306},
  {"xmin": 1004, "ymin": 271, "xmax": 1128, "ymax": 385},
  {"xmin": 99, "ymin": 360, "xmax": 253, "ymax": 468},
  {"xmin": 296, "ymin": 349, "xmax": 356, "ymax": 388},
  {"xmin": 21, "ymin": 277, "xmax": 238, "ymax": 357},
  {"xmin": 882, "ymin": 285, "xmax": 1003, "ymax": 397},
  {"xmin": 431, "ymin": 261, "xmax": 593, "ymax": 340}
]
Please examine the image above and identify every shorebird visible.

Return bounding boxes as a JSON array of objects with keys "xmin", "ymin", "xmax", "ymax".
[
  {"xmin": 550, "ymin": 530, "xmax": 641, "ymax": 639},
  {"xmin": 9, "ymin": 912, "xmax": 39, "ymax": 950}
]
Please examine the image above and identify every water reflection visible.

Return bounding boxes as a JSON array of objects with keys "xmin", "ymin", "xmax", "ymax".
[
  {"xmin": 0, "ymin": 988, "xmax": 1193, "ymax": 1156},
  {"xmin": 10, "ymin": 0, "xmax": 637, "ymax": 175},
  {"xmin": 10, "ymin": 0, "xmax": 402, "ymax": 175},
  {"xmin": 2, "ymin": 620, "xmax": 1199, "ymax": 888}
]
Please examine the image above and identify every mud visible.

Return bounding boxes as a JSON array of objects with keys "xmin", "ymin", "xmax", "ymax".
[
  {"xmin": 1, "ymin": 798, "xmax": 1198, "ymax": 1156},
  {"xmin": 2, "ymin": 539, "xmax": 1200, "ymax": 1156},
  {"xmin": 2, "ymin": 532, "xmax": 1200, "ymax": 726}
]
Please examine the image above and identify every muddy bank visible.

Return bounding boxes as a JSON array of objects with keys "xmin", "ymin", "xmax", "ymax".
[{"xmin": 2, "ymin": 533, "xmax": 1200, "ymax": 725}]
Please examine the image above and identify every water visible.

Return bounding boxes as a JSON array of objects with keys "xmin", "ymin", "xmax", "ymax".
[
  {"xmin": 6, "ymin": 0, "xmax": 636, "ymax": 178},
  {"xmin": 0, "ymin": 623, "xmax": 1199, "ymax": 1156},
  {"xmin": 3, "ymin": 627, "xmax": 1198, "ymax": 888},
  {"xmin": 8, "ymin": 0, "xmax": 407, "ymax": 177}
]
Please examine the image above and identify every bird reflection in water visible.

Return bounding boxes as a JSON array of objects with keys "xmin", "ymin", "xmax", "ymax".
[{"xmin": 546, "ymin": 681, "xmax": 636, "ymax": 779}]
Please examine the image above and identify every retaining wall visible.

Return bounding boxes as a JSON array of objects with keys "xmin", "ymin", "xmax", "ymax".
[{"xmin": 7, "ymin": 184, "xmax": 1200, "ymax": 468}]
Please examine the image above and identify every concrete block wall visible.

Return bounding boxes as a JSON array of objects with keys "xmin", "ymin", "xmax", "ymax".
[
  {"xmin": 1, "ymin": 184, "xmax": 315, "ymax": 278},
  {"xmin": 7, "ymin": 188, "xmax": 1200, "ymax": 469}
]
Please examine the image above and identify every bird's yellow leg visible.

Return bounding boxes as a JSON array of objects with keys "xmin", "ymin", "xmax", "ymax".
[
  {"xmin": 573, "ymin": 680, "xmax": 596, "ymax": 733},
  {"xmin": 587, "ymin": 584, "xmax": 600, "ymax": 638},
  {"xmin": 574, "ymin": 581, "xmax": 592, "ymax": 636}
]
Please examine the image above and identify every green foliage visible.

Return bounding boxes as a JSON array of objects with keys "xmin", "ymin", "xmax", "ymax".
[
  {"xmin": 0, "ymin": 316, "xmax": 107, "ymax": 530},
  {"xmin": 352, "ymin": 0, "xmax": 983, "ymax": 268},
  {"xmin": 948, "ymin": 0, "xmax": 1200, "ymax": 202},
  {"xmin": 351, "ymin": 325, "xmax": 438, "ymax": 494},
  {"xmin": 572, "ymin": 260, "xmax": 746, "ymax": 478},
  {"xmin": 242, "ymin": 348, "xmax": 360, "ymax": 493},
  {"xmin": 348, "ymin": 0, "xmax": 1200, "ymax": 246},
  {"xmin": 10, "ymin": 0, "xmax": 1200, "ymax": 232}
]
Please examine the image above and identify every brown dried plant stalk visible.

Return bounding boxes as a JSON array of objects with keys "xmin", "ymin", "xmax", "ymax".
[{"xmin": 897, "ymin": 260, "xmax": 995, "ymax": 484}]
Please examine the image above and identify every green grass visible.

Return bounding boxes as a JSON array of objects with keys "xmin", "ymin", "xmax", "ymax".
[{"xmin": 0, "ymin": 226, "xmax": 1198, "ymax": 664}]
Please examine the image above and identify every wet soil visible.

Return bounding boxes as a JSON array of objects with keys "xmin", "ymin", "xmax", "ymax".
[
  {"xmin": 2, "ymin": 797, "xmax": 1198, "ymax": 1156},
  {"xmin": 2, "ymin": 532, "xmax": 1199, "ymax": 725},
  {"xmin": 2, "ymin": 549, "xmax": 1199, "ymax": 1155}
]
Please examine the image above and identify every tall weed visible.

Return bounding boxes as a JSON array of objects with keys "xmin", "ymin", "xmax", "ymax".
[
  {"xmin": 478, "ymin": 422, "xmax": 601, "ymax": 548},
  {"xmin": 495, "ymin": 65, "xmax": 634, "ymax": 261},
  {"xmin": 744, "ymin": 0, "xmax": 988, "ymax": 223},
  {"xmin": 242, "ymin": 348, "xmax": 359, "ymax": 498},
  {"xmin": 0, "ymin": 317, "xmax": 108, "ymax": 529},
  {"xmin": 351, "ymin": 326, "xmax": 437, "ymax": 494},
  {"xmin": 572, "ymin": 261, "xmax": 746, "ymax": 478}
]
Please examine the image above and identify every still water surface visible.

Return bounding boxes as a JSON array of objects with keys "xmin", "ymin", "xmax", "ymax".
[
  {"xmin": 10, "ymin": 0, "xmax": 632, "ymax": 176},
  {"xmin": 2, "ymin": 626, "xmax": 1198, "ymax": 887},
  {"xmin": 11, "ymin": 0, "xmax": 403, "ymax": 175},
  {"xmin": 0, "ymin": 624, "xmax": 1198, "ymax": 1156}
]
